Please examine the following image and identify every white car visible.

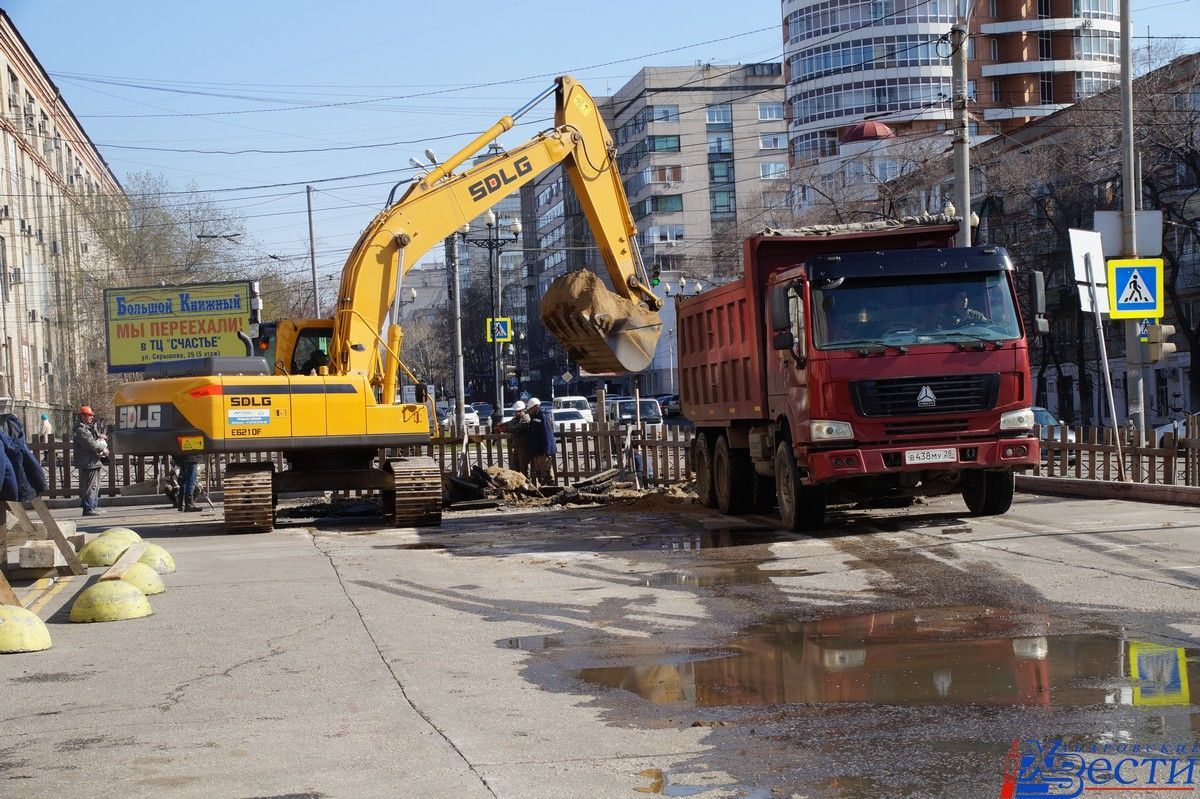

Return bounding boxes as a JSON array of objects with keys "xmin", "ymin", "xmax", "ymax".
[
  {"xmin": 604, "ymin": 398, "xmax": 664, "ymax": 436},
  {"xmin": 552, "ymin": 409, "xmax": 588, "ymax": 431},
  {"xmin": 552, "ymin": 396, "xmax": 594, "ymax": 423},
  {"xmin": 436, "ymin": 404, "xmax": 480, "ymax": 431}
]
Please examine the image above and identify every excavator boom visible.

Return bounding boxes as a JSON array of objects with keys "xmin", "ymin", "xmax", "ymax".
[{"xmin": 329, "ymin": 76, "xmax": 662, "ymax": 400}]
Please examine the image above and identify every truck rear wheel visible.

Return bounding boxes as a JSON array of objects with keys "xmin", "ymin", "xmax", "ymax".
[
  {"xmin": 692, "ymin": 435, "xmax": 717, "ymax": 508},
  {"xmin": 775, "ymin": 442, "xmax": 825, "ymax": 532},
  {"xmin": 713, "ymin": 436, "xmax": 751, "ymax": 515},
  {"xmin": 961, "ymin": 470, "xmax": 1015, "ymax": 516}
]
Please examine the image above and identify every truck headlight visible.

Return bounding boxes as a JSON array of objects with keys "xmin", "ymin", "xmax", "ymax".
[
  {"xmin": 1000, "ymin": 408, "xmax": 1035, "ymax": 431},
  {"xmin": 810, "ymin": 420, "xmax": 854, "ymax": 441}
]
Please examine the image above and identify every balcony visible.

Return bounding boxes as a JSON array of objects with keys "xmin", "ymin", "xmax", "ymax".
[
  {"xmin": 981, "ymin": 59, "xmax": 1119, "ymax": 78},
  {"xmin": 983, "ymin": 104, "xmax": 1070, "ymax": 120},
  {"xmin": 979, "ymin": 17, "xmax": 1119, "ymax": 34}
]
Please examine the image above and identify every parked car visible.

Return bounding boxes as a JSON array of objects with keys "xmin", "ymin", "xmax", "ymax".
[
  {"xmin": 552, "ymin": 409, "xmax": 588, "ymax": 432},
  {"xmin": 661, "ymin": 394, "xmax": 681, "ymax": 416},
  {"xmin": 1154, "ymin": 414, "xmax": 1197, "ymax": 450},
  {"xmin": 604, "ymin": 398, "xmax": 664, "ymax": 435},
  {"xmin": 471, "ymin": 402, "xmax": 495, "ymax": 421},
  {"xmin": 436, "ymin": 403, "xmax": 480, "ymax": 431},
  {"xmin": 552, "ymin": 395, "xmax": 594, "ymax": 423},
  {"xmin": 1032, "ymin": 406, "xmax": 1075, "ymax": 465}
]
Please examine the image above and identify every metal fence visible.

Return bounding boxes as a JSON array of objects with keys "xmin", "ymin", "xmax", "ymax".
[{"xmin": 30, "ymin": 424, "xmax": 696, "ymax": 499}]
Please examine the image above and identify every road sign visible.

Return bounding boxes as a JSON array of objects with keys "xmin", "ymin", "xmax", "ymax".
[
  {"xmin": 1094, "ymin": 210, "xmax": 1163, "ymax": 257},
  {"xmin": 486, "ymin": 317, "xmax": 512, "ymax": 343},
  {"xmin": 561, "ymin": 372, "xmax": 573, "ymax": 383},
  {"xmin": 1107, "ymin": 258, "xmax": 1164, "ymax": 319},
  {"xmin": 1068, "ymin": 229, "xmax": 1109, "ymax": 314},
  {"xmin": 1138, "ymin": 318, "xmax": 1151, "ymax": 343},
  {"xmin": 508, "ymin": 377, "xmax": 518, "ymax": 389}
]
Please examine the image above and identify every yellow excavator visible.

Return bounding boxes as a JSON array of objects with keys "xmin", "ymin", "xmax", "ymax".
[{"xmin": 112, "ymin": 76, "xmax": 663, "ymax": 533}]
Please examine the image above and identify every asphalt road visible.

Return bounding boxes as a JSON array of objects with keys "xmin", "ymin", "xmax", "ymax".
[{"xmin": 3, "ymin": 492, "xmax": 1199, "ymax": 798}]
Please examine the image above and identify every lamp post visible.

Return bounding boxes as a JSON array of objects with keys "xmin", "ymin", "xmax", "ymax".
[{"xmin": 460, "ymin": 209, "xmax": 521, "ymax": 427}]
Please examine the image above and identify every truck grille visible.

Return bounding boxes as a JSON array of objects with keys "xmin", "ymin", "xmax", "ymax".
[{"xmin": 852, "ymin": 373, "xmax": 999, "ymax": 417}]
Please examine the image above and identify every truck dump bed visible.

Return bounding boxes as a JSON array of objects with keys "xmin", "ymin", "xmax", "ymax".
[{"xmin": 677, "ymin": 217, "xmax": 958, "ymax": 426}]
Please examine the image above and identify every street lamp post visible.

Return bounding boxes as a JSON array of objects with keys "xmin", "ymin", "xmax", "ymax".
[{"xmin": 460, "ymin": 209, "xmax": 521, "ymax": 427}]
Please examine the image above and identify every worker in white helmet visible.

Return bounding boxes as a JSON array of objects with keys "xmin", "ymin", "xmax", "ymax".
[{"xmin": 505, "ymin": 400, "xmax": 530, "ymax": 476}]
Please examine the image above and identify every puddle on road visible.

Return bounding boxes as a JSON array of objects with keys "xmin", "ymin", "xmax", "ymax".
[
  {"xmin": 542, "ymin": 606, "xmax": 1199, "ymax": 710},
  {"xmin": 633, "ymin": 527, "xmax": 789, "ymax": 552},
  {"xmin": 372, "ymin": 542, "xmax": 447, "ymax": 551},
  {"xmin": 643, "ymin": 566, "xmax": 820, "ymax": 588}
]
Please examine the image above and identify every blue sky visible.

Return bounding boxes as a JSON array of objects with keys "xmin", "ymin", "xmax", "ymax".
[{"xmin": 3, "ymin": 0, "xmax": 1197, "ymax": 286}]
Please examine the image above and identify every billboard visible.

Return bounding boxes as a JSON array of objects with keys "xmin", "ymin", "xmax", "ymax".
[{"xmin": 104, "ymin": 281, "xmax": 253, "ymax": 372}]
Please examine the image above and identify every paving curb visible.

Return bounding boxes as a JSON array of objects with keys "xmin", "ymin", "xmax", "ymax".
[{"xmin": 1016, "ymin": 475, "xmax": 1200, "ymax": 507}]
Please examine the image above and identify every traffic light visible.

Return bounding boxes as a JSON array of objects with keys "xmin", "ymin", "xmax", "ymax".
[
  {"xmin": 651, "ymin": 263, "xmax": 661, "ymax": 287},
  {"xmin": 1147, "ymin": 323, "xmax": 1177, "ymax": 362}
]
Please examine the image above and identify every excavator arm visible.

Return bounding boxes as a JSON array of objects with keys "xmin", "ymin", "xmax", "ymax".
[{"xmin": 328, "ymin": 76, "xmax": 663, "ymax": 404}]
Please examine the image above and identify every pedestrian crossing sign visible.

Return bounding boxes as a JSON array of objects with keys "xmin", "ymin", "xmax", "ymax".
[
  {"xmin": 1107, "ymin": 258, "xmax": 1164, "ymax": 319},
  {"xmin": 486, "ymin": 317, "xmax": 513, "ymax": 343}
]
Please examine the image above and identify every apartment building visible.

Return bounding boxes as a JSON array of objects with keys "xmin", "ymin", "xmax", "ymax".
[
  {"xmin": 782, "ymin": 0, "xmax": 1121, "ymax": 212},
  {"xmin": 0, "ymin": 12, "xmax": 122, "ymax": 431},
  {"xmin": 523, "ymin": 64, "xmax": 787, "ymax": 397}
]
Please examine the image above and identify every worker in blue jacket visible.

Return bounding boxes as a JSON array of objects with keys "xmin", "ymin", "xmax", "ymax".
[{"xmin": 525, "ymin": 397, "xmax": 556, "ymax": 486}]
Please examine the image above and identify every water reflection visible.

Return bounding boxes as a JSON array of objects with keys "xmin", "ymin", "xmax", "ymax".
[{"xmin": 574, "ymin": 606, "xmax": 1197, "ymax": 709}]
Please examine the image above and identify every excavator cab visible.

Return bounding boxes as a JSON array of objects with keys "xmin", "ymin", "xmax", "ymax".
[{"xmin": 254, "ymin": 320, "xmax": 335, "ymax": 376}]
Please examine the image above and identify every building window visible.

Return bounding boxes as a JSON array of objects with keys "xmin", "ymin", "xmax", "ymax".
[
  {"xmin": 1076, "ymin": 70, "xmax": 1118, "ymax": 98},
  {"xmin": 710, "ymin": 189, "xmax": 736, "ymax": 216},
  {"xmin": 1074, "ymin": 31, "xmax": 1119, "ymax": 62},
  {"xmin": 761, "ymin": 162, "xmax": 788, "ymax": 180},
  {"xmin": 1039, "ymin": 73, "xmax": 1054, "ymax": 104},
  {"xmin": 758, "ymin": 102, "xmax": 784, "ymax": 121},
  {"xmin": 650, "ymin": 105, "xmax": 679, "ymax": 123},
  {"xmin": 651, "ymin": 194, "xmax": 683, "ymax": 213},
  {"xmin": 992, "ymin": 80, "xmax": 1003, "ymax": 103},
  {"xmin": 709, "ymin": 161, "xmax": 734, "ymax": 183},
  {"xmin": 759, "ymin": 133, "xmax": 787, "ymax": 150},
  {"xmin": 967, "ymin": 80, "xmax": 977, "ymax": 100},
  {"xmin": 649, "ymin": 135, "xmax": 680, "ymax": 152},
  {"xmin": 989, "ymin": 0, "xmax": 998, "ymax": 15},
  {"xmin": 746, "ymin": 63, "xmax": 782, "ymax": 77},
  {"xmin": 1037, "ymin": 0, "xmax": 1051, "ymax": 17},
  {"xmin": 707, "ymin": 133, "xmax": 733, "ymax": 154},
  {"xmin": 650, "ymin": 164, "xmax": 682, "ymax": 182},
  {"xmin": 1038, "ymin": 32, "xmax": 1052, "ymax": 60},
  {"xmin": 968, "ymin": 36, "xmax": 976, "ymax": 60},
  {"xmin": 990, "ymin": 38, "xmax": 1000, "ymax": 61},
  {"xmin": 706, "ymin": 103, "xmax": 732, "ymax": 125}
]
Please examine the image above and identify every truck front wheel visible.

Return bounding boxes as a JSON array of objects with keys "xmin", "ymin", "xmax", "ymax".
[
  {"xmin": 713, "ymin": 436, "xmax": 751, "ymax": 515},
  {"xmin": 692, "ymin": 435, "xmax": 717, "ymax": 508},
  {"xmin": 961, "ymin": 470, "xmax": 1015, "ymax": 516},
  {"xmin": 775, "ymin": 442, "xmax": 825, "ymax": 532}
]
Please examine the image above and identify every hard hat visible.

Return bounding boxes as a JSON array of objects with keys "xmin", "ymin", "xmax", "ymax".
[
  {"xmin": 513, "ymin": 400, "xmax": 525, "ymax": 411},
  {"xmin": 527, "ymin": 397, "xmax": 541, "ymax": 406},
  {"xmin": 79, "ymin": 405, "xmax": 94, "ymax": 416}
]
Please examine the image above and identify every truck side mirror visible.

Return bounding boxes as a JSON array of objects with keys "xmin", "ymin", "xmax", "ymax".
[
  {"xmin": 1030, "ymin": 271, "xmax": 1049, "ymax": 335},
  {"xmin": 772, "ymin": 330, "xmax": 794, "ymax": 350},
  {"xmin": 769, "ymin": 285, "xmax": 790, "ymax": 331}
]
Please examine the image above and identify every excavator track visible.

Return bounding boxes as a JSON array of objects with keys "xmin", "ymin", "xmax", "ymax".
[
  {"xmin": 223, "ymin": 462, "xmax": 276, "ymax": 534},
  {"xmin": 383, "ymin": 456, "xmax": 442, "ymax": 528}
]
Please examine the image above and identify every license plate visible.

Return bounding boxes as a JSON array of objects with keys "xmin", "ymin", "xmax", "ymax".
[{"xmin": 904, "ymin": 447, "xmax": 957, "ymax": 465}]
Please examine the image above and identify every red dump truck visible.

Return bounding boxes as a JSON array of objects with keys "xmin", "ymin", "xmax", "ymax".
[{"xmin": 678, "ymin": 218, "xmax": 1046, "ymax": 530}]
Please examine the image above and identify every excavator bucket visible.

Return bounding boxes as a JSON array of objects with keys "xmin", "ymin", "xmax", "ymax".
[{"xmin": 541, "ymin": 270, "xmax": 662, "ymax": 374}]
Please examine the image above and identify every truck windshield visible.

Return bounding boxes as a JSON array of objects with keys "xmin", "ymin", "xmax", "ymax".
[{"xmin": 813, "ymin": 272, "xmax": 1021, "ymax": 350}]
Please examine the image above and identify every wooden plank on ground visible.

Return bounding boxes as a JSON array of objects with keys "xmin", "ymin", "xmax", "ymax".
[
  {"xmin": 0, "ymin": 568, "xmax": 20, "ymax": 606},
  {"xmin": 27, "ymin": 498, "xmax": 86, "ymax": 576},
  {"xmin": 99, "ymin": 541, "xmax": 149, "ymax": 582}
]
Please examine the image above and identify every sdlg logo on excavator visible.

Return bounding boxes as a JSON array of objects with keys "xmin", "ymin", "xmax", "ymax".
[{"xmin": 468, "ymin": 157, "xmax": 533, "ymax": 202}]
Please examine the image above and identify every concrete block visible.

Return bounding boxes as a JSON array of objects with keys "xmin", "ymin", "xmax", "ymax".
[
  {"xmin": 66, "ymin": 532, "xmax": 92, "ymax": 552},
  {"xmin": 18, "ymin": 540, "xmax": 63, "ymax": 568}
]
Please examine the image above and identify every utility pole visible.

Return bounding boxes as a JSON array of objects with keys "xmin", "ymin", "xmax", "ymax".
[
  {"xmin": 306, "ymin": 185, "xmax": 321, "ymax": 317},
  {"xmin": 445, "ymin": 234, "xmax": 466, "ymax": 433},
  {"xmin": 1119, "ymin": 0, "xmax": 1145, "ymax": 441},
  {"xmin": 950, "ymin": 8, "xmax": 972, "ymax": 247}
]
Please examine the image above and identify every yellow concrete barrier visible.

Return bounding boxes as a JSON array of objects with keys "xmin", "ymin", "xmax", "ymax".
[
  {"xmin": 0, "ymin": 604, "xmax": 51, "ymax": 653},
  {"xmin": 76, "ymin": 536, "xmax": 129, "ymax": 567},
  {"xmin": 97, "ymin": 527, "xmax": 142, "ymax": 548},
  {"xmin": 121, "ymin": 562, "xmax": 165, "ymax": 596},
  {"xmin": 68, "ymin": 580, "xmax": 152, "ymax": 623},
  {"xmin": 137, "ymin": 543, "xmax": 175, "ymax": 575}
]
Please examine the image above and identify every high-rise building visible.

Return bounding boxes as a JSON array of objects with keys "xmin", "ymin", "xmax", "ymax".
[
  {"xmin": 783, "ymin": 0, "xmax": 1121, "ymax": 210},
  {"xmin": 522, "ymin": 65, "xmax": 787, "ymax": 397}
]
